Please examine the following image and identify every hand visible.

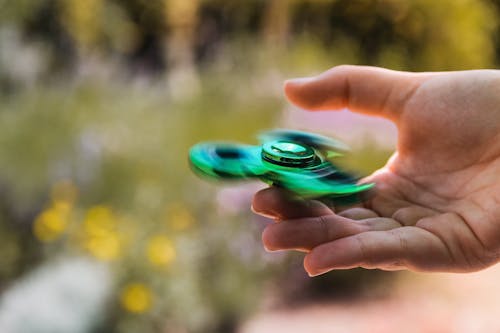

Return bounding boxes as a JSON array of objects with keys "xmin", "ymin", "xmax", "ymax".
[{"xmin": 252, "ymin": 65, "xmax": 500, "ymax": 276}]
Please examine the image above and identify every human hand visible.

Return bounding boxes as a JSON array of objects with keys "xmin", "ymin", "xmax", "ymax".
[{"xmin": 252, "ymin": 65, "xmax": 500, "ymax": 276}]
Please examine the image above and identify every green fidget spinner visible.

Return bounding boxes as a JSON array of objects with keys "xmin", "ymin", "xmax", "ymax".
[{"xmin": 188, "ymin": 129, "xmax": 374, "ymax": 204}]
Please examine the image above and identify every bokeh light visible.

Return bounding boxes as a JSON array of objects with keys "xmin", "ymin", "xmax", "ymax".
[
  {"xmin": 120, "ymin": 283, "xmax": 153, "ymax": 314},
  {"xmin": 33, "ymin": 200, "xmax": 71, "ymax": 242},
  {"xmin": 82, "ymin": 206, "xmax": 122, "ymax": 261},
  {"xmin": 146, "ymin": 235, "xmax": 176, "ymax": 267}
]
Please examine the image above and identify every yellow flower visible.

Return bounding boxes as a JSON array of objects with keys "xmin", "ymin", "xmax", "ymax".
[
  {"xmin": 120, "ymin": 283, "xmax": 153, "ymax": 313},
  {"xmin": 84, "ymin": 205, "xmax": 115, "ymax": 234},
  {"xmin": 33, "ymin": 199, "xmax": 72, "ymax": 242},
  {"xmin": 82, "ymin": 205, "xmax": 122, "ymax": 261},
  {"xmin": 147, "ymin": 235, "xmax": 176, "ymax": 267},
  {"xmin": 85, "ymin": 232, "xmax": 121, "ymax": 261}
]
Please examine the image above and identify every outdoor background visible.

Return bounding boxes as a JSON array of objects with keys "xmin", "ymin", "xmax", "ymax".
[{"xmin": 1, "ymin": 0, "xmax": 500, "ymax": 332}]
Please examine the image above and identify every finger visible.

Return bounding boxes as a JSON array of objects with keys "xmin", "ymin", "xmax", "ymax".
[
  {"xmin": 252, "ymin": 186, "xmax": 333, "ymax": 220},
  {"xmin": 391, "ymin": 206, "xmax": 439, "ymax": 226},
  {"xmin": 284, "ymin": 65, "xmax": 434, "ymax": 121},
  {"xmin": 262, "ymin": 215, "xmax": 400, "ymax": 252},
  {"xmin": 337, "ymin": 207, "xmax": 379, "ymax": 220},
  {"xmin": 304, "ymin": 226, "xmax": 454, "ymax": 275}
]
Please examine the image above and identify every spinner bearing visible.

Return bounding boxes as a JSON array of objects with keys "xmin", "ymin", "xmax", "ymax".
[{"xmin": 189, "ymin": 129, "xmax": 374, "ymax": 203}]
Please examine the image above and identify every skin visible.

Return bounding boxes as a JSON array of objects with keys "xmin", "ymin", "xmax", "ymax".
[{"xmin": 251, "ymin": 65, "xmax": 500, "ymax": 276}]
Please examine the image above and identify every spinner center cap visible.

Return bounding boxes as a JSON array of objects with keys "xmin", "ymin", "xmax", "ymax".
[{"xmin": 261, "ymin": 140, "xmax": 316, "ymax": 167}]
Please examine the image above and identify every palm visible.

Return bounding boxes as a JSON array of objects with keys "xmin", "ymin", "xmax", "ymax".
[
  {"xmin": 368, "ymin": 70, "xmax": 500, "ymax": 270},
  {"xmin": 253, "ymin": 67, "xmax": 500, "ymax": 275}
]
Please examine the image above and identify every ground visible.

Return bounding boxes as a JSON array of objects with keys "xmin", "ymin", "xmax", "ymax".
[{"xmin": 240, "ymin": 265, "xmax": 500, "ymax": 333}]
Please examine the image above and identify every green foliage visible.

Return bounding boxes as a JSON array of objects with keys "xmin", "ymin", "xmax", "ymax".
[{"xmin": 0, "ymin": 71, "xmax": 282, "ymax": 332}]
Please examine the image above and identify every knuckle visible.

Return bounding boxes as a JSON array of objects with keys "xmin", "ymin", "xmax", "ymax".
[
  {"xmin": 316, "ymin": 215, "xmax": 334, "ymax": 244},
  {"xmin": 391, "ymin": 207, "xmax": 409, "ymax": 223},
  {"xmin": 355, "ymin": 235, "xmax": 371, "ymax": 266},
  {"xmin": 332, "ymin": 64, "xmax": 354, "ymax": 74}
]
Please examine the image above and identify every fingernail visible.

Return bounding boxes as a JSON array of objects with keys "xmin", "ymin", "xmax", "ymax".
[
  {"xmin": 306, "ymin": 268, "xmax": 329, "ymax": 277},
  {"xmin": 307, "ymin": 270, "xmax": 319, "ymax": 277},
  {"xmin": 251, "ymin": 204, "xmax": 276, "ymax": 219}
]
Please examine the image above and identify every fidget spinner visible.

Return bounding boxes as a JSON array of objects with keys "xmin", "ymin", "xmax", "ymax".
[{"xmin": 188, "ymin": 129, "xmax": 374, "ymax": 203}]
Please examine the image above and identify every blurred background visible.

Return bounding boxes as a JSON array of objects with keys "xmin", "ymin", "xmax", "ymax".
[{"xmin": 1, "ymin": 0, "xmax": 500, "ymax": 332}]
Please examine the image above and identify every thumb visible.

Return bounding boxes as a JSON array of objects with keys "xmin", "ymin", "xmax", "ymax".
[{"xmin": 284, "ymin": 65, "xmax": 432, "ymax": 121}]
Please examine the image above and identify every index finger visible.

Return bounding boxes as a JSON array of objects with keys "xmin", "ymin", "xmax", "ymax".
[{"xmin": 252, "ymin": 186, "xmax": 333, "ymax": 220}]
